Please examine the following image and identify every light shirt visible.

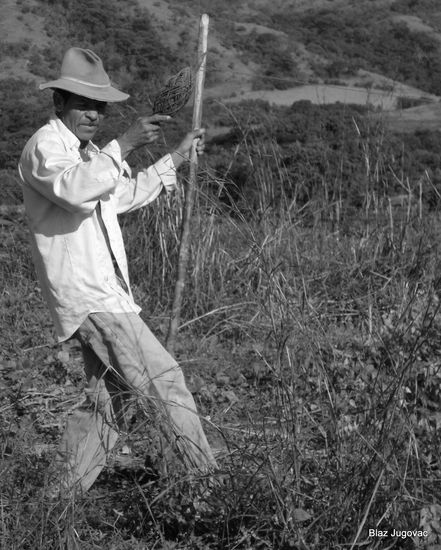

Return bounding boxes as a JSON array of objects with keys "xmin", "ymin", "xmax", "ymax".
[{"xmin": 18, "ymin": 115, "xmax": 177, "ymax": 342}]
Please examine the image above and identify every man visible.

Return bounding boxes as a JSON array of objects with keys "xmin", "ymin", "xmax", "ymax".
[{"xmin": 18, "ymin": 47, "xmax": 216, "ymax": 495}]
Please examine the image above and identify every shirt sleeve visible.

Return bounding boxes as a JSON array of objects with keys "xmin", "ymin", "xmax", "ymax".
[
  {"xmin": 114, "ymin": 153, "xmax": 178, "ymax": 215},
  {"xmin": 19, "ymin": 135, "xmax": 123, "ymax": 215}
]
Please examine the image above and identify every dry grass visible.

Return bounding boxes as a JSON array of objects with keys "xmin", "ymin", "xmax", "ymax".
[{"xmin": 2, "ymin": 119, "xmax": 441, "ymax": 549}]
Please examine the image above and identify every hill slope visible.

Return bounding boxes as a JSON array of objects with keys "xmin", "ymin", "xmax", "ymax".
[
  {"xmin": 1, "ymin": 0, "xmax": 441, "ymax": 172},
  {"xmin": 2, "ymin": 0, "xmax": 441, "ymax": 103}
]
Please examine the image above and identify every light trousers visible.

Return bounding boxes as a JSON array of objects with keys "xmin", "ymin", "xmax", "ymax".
[{"xmin": 56, "ymin": 312, "xmax": 216, "ymax": 493}]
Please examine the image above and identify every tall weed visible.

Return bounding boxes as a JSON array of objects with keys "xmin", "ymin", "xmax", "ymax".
[{"xmin": 3, "ymin": 116, "xmax": 441, "ymax": 548}]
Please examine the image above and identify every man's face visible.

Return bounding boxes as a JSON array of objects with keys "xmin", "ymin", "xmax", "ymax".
[{"xmin": 58, "ymin": 93, "xmax": 107, "ymax": 145}]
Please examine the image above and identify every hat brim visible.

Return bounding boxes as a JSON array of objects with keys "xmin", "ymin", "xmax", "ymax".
[{"xmin": 39, "ymin": 78, "xmax": 129, "ymax": 103}]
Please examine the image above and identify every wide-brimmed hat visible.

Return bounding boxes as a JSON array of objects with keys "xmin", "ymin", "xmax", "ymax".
[{"xmin": 39, "ymin": 47, "xmax": 129, "ymax": 102}]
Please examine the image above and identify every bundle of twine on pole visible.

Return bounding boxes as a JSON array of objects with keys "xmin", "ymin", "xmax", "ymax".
[{"xmin": 166, "ymin": 14, "xmax": 209, "ymax": 354}]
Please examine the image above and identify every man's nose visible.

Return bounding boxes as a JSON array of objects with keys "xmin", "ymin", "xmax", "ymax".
[{"xmin": 85, "ymin": 110, "xmax": 98, "ymax": 121}]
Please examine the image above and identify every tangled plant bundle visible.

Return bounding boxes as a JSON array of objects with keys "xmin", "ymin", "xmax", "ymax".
[{"xmin": 152, "ymin": 67, "xmax": 194, "ymax": 116}]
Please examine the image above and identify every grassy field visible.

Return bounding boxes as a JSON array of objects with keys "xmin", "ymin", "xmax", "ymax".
[{"xmin": 2, "ymin": 115, "xmax": 441, "ymax": 549}]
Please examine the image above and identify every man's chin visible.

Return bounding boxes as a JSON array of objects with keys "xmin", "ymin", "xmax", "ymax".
[{"xmin": 78, "ymin": 127, "xmax": 98, "ymax": 142}]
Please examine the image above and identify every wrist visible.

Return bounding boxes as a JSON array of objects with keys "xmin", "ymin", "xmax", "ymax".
[{"xmin": 171, "ymin": 150, "xmax": 188, "ymax": 169}]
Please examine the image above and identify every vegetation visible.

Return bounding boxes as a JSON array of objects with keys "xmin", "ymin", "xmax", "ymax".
[
  {"xmin": 391, "ymin": 0, "xmax": 441, "ymax": 14},
  {"xmin": 3, "ymin": 0, "xmax": 441, "ymax": 182},
  {"xmin": 3, "ymin": 97, "xmax": 441, "ymax": 547},
  {"xmin": 270, "ymin": 5, "xmax": 441, "ymax": 94},
  {"xmin": 230, "ymin": 30, "xmax": 300, "ymax": 90}
]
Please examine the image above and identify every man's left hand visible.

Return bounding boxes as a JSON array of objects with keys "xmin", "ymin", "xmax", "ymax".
[{"xmin": 171, "ymin": 129, "xmax": 205, "ymax": 168}]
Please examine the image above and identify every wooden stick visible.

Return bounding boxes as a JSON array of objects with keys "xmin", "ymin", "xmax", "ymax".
[{"xmin": 166, "ymin": 14, "xmax": 209, "ymax": 354}]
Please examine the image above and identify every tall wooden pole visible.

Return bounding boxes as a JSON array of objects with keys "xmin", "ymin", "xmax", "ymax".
[{"xmin": 166, "ymin": 14, "xmax": 209, "ymax": 354}]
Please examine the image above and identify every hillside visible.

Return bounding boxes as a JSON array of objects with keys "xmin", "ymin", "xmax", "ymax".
[
  {"xmin": 2, "ymin": 0, "xmax": 441, "ymax": 198},
  {"xmin": 2, "ymin": 0, "xmax": 441, "ymax": 105}
]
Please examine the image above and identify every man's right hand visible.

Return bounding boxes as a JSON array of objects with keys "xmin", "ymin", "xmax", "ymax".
[{"xmin": 117, "ymin": 115, "xmax": 171, "ymax": 160}]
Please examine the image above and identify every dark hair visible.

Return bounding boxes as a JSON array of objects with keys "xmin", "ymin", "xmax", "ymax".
[
  {"xmin": 53, "ymin": 88, "xmax": 71, "ymax": 102},
  {"xmin": 53, "ymin": 89, "xmax": 71, "ymax": 116}
]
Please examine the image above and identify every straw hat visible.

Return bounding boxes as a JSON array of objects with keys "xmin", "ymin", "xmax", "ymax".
[{"xmin": 39, "ymin": 47, "xmax": 129, "ymax": 102}]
